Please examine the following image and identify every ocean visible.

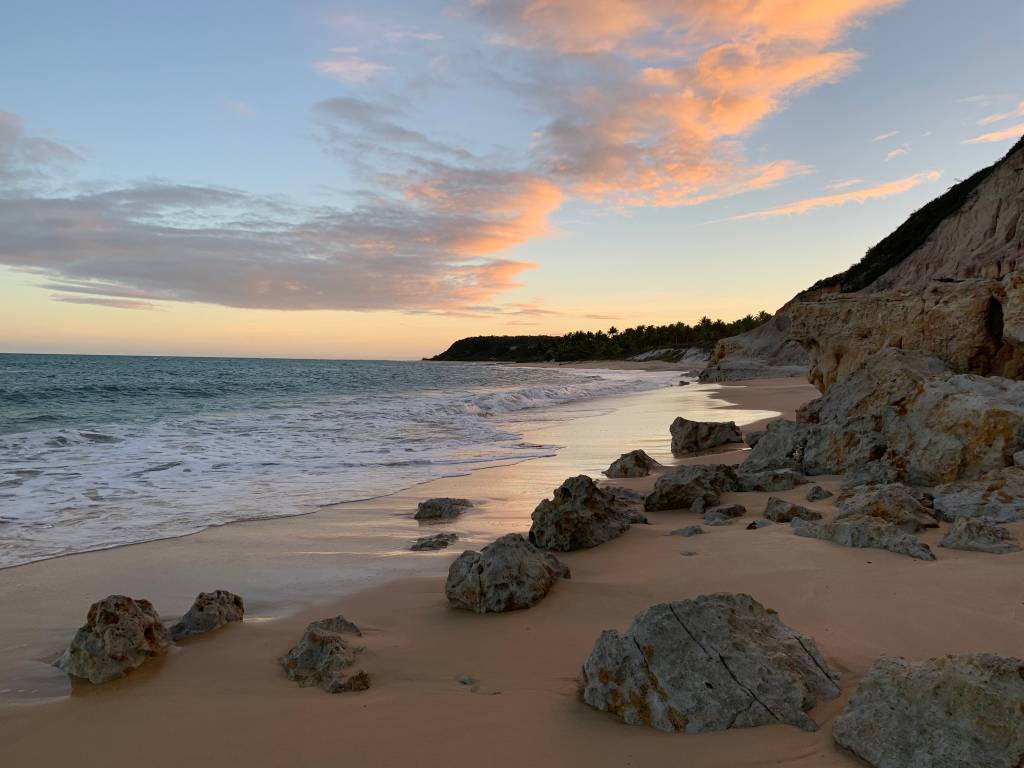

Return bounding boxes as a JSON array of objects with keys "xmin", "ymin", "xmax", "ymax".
[{"xmin": 0, "ymin": 354, "xmax": 678, "ymax": 568}]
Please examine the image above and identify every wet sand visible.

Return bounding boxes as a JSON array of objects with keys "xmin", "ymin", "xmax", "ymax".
[{"xmin": 2, "ymin": 375, "xmax": 1021, "ymax": 767}]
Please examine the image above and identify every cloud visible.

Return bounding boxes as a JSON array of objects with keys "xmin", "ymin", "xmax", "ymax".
[
  {"xmin": 728, "ymin": 170, "xmax": 941, "ymax": 220},
  {"xmin": 873, "ymin": 130, "xmax": 899, "ymax": 141},
  {"xmin": 959, "ymin": 93, "xmax": 1017, "ymax": 105},
  {"xmin": 978, "ymin": 101, "xmax": 1024, "ymax": 126},
  {"xmin": 963, "ymin": 123, "xmax": 1024, "ymax": 145},
  {"xmin": 824, "ymin": 178, "xmax": 864, "ymax": 190},
  {"xmin": 884, "ymin": 144, "xmax": 909, "ymax": 161},
  {"xmin": 0, "ymin": 111, "xmax": 83, "ymax": 188},
  {"xmin": 52, "ymin": 295, "xmax": 160, "ymax": 310},
  {"xmin": 313, "ymin": 52, "xmax": 389, "ymax": 82}
]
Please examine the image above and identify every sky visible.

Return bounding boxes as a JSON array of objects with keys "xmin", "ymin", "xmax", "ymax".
[{"xmin": 1, "ymin": 0, "xmax": 1022, "ymax": 359}]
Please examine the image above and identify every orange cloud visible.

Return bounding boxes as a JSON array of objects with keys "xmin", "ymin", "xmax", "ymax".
[
  {"xmin": 728, "ymin": 170, "xmax": 941, "ymax": 220},
  {"xmin": 964, "ymin": 123, "xmax": 1024, "ymax": 145},
  {"xmin": 978, "ymin": 100, "xmax": 1024, "ymax": 126}
]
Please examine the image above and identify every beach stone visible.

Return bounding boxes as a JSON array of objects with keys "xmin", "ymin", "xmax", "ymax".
[
  {"xmin": 579, "ymin": 593, "xmax": 840, "ymax": 733},
  {"xmin": 679, "ymin": 550, "xmax": 698, "ymax": 556},
  {"xmin": 670, "ymin": 417, "xmax": 743, "ymax": 455},
  {"xmin": 708, "ymin": 503, "xmax": 746, "ymax": 518},
  {"xmin": 55, "ymin": 595, "xmax": 170, "ymax": 684},
  {"xmin": 736, "ymin": 468, "xmax": 806, "ymax": 492},
  {"xmin": 529, "ymin": 475, "xmax": 640, "ymax": 551},
  {"xmin": 792, "ymin": 515, "xmax": 935, "ymax": 561},
  {"xmin": 410, "ymin": 532, "xmax": 459, "ymax": 551},
  {"xmin": 932, "ymin": 467, "xmax": 1024, "ymax": 523},
  {"xmin": 670, "ymin": 526, "xmax": 704, "ymax": 537},
  {"xmin": 604, "ymin": 486, "xmax": 650, "ymax": 523},
  {"xmin": 805, "ymin": 485, "xmax": 833, "ymax": 502},
  {"xmin": 644, "ymin": 464, "xmax": 738, "ymax": 513},
  {"xmin": 744, "ymin": 431, "xmax": 766, "ymax": 448},
  {"xmin": 603, "ymin": 449, "xmax": 663, "ymax": 478},
  {"xmin": 835, "ymin": 484, "xmax": 937, "ymax": 533},
  {"xmin": 279, "ymin": 616, "xmax": 369, "ymax": 693},
  {"xmin": 832, "ymin": 653, "xmax": 1024, "ymax": 768},
  {"xmin": 939, "ymin": 517, "xmax": 1021, "ymax": 554},
  {"xmin": 703, "ymin": 511, "xmax": 734, "ymax": 526},
  {"xmin": 747, "ymin": 520, "xmax": 773, "ymax": 530},
  {"xmin": 445, "ymin": 533, "xmax": 570, "ymax": 613},
  {"xmin": 169, "ymin": 590, "xmax": 244, "ymax": 641},
  {"xmin": 841, "ymin": 461, "xmax": 901, "ymax": 489},
  {"xmin": 763, "ymin": 497, "xmax": 821, "ymax": 523},
  {"xmin": 415, "ymin": 497, "xmax": 473, "ymax": 520}
]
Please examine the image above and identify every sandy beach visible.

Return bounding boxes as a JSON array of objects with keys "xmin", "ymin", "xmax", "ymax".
[{"xmin": 2, "ymin": 374, "xmax": 1022, "ymax": 768}]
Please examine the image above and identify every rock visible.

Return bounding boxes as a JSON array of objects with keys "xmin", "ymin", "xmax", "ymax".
[
  {"xmin": 703, "ymin": 512, "xmax": 734, "ymax": 526},
  {"xmin": 169, "ymin": 590, "xmax": 244, "ymax": 641},
  {"xmin": 679, "ymin": 550, "xmax": 699, "ymax": 556},
  {"xmin": 458, "ymin": 675, "xmax": 475, "ymax": 686},
  {"xmin": 579, "ymin": 593, "xmax": 840, "ymax": 733},
  {"xmin": 835, "ymin": 484, "xmax": 937, "ymax": 533},
  {"xmin": 744, "ymin": 431, "xmax": 766, "ymax": 448},
  {"xmin": 603, "ymin": 486, "xmax": 650, "ymax": 524},
  {"xmin": 792, "ymin": 516, "xmax": 935, "ymax": 561},
  {"xmin": 644, "ymin": 464, "xmax": 738, "ymax": 513},
  {"xmin": 415, "ymin": 497, "xmax": 473, "ymax": 520},
  {"xmin": 932, "ymin": 467, "xmax": 1024, "ymax": 522},
  {"xmin": 939, "ymin": 517, "xmax": 1021, "ymax": 554},
  {"xmin": 763, "ymin": 497, "xmax": 821, "ymax": 523},
  {"xmin": 747, "ymin": 520, "xmax": 773, "ymax": 529},
  {"xmin": 669, "ymin": 417, "xmax": 743, "ymax": 455},
  {"xmin": 841, "ymin": 461, "xmax": 901, "ymax": 489},
  {"xmin": 699, "ymin": 305, "xmax": 811, "ymax": 383},
  {"xmin": 739, "ymin": 419, "xmax": 817, "ymax": 474},
  {"xmin": 55, "ymin": 595, "xmax": 170, "ymax": 684},
  {"xmin": 445, "ymin": 533, "xmax": 570, "ymax": 613},
  {"xmin": 1014, "ymin": 449, "xmax": 1024, "ymax": 467},
  {"xmin": 669, "ymin": 526, "xmax": 704, "ymax": 537},
  {"xmin": 410, "ymin": 532, "xmax": 459, "ymax": 551},
  {"xmin": 805, "ymin": 485, "xmax": 833, "ymax": 501},
  {"xmin": 279, "ymin": 616, "xmax": 369, "ymax": 693},
  {"xmin": 529, "ymin": 475, "xmax": 640, "ymax": 551},
  {"xmin": 707, "ymin": 503, "xmax": 746, "ymax": 518},
  {"xmin": 603, "ymin": 450, "xmax": 663, "ymax": 478},
  {"xmin": 736, "ymin": 468, "xmax": 806, "ymax": 492},
  {"xmin": 833, "ymin": 653, "xmax": 1024, "ymax": 768}
]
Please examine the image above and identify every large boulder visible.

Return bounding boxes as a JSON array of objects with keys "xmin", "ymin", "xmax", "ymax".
[
  {"xmin": 834, "ymin": 484, "xmax": 937, "ymax": 533},
  {"xmin": 55, "ymin": 595, "xmax": 171, "ymax": 684},
  {"xmin": 579, "ymin": 593, "xmax": 840, "ymax": 733},
  {"xmin": 279, "ymin": 616, "xmax": 369, "ymax": 693},
  {"xmin": 415, "ymin": 497, "xmax": 472, "ymax": 521},
  {"xmin": 763, "ymin": 497, "xmax": 821, "ymax": 523},
  {"xmin": 170, "ymin": 590, "xmax": 244, "ymax": 641},
  {"xmin": 932, "ymin": 467, "xmax": 1024, "ymax": 522},
  {"xmin": 670, "ymin": 417, "xmax": 743, "ymax": 455},
  {"xmin": 792, "ymin": 516, "xmax": 935, "ymax": 561},
  {"xmin": 529, "ymin": 475, "xmax": 640, "ymax": 551},
  {"xmin": 445, "ymin": 533, "xmax": 570, "ymax": 614},
  {"xmin": 644, "ymin": 464, "xmax": 738, "ymax": 513},
  {"xmin": 603, "ymin": 449, "xmax": 663, "ymax": 478},
  {"xmin": 939, "ymin": 518, "xmax": 1021, "ymax": 554},
  {"xmin": 833, "ymin": 654, "xmax": 1024, "ymax": 768}
]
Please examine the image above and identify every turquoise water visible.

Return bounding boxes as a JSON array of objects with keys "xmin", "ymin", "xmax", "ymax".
[{"xmin": 0, "ymin": 354, "xmax": 676, "ymax": 567}]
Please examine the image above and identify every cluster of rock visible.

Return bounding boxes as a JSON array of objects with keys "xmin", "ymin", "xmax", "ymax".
[
  {"xmin": 529, "ymin": 475, "xmax": 645, "ymax": 551},
  {"xmin": 669, "ymin": 417, "xmax": 743, "ymax": 454},
  {"xmin": 56, "ymin": 590, "xmax": 244, "ymax": 684},
  {"xmin": 278, "ymin": 616, "xmax": 369, "ymax": 693},
  {"xmin": 415, "ymin": 497, "xmax": 473, "ymax": 521},
  {"xmin": 643, "ymin": 464, "xmax": 809, "ymax": 514}
]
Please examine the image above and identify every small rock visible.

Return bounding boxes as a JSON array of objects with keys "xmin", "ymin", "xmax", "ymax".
[
  {"xmin": 763, "ymin": 497, "xmax": 821, "ymax": 523},
  {"xmin": 458, "ymin": 675, "xmax": 475, "ymax": 686},
  {"xmin": 743, "ymin": 431, "xmax": 766, "ymax": 449},
  {"xmin": 746, "ymin": 520, "xmax": 773, "ymax": 530},
  {"xmin": 579, "ymin": 593, "xmax": 840, "ymax": 733},
  {"xmin": 939, "ymin": 517, "xmax": 1021, "ymax": 554},
  {"xmin": 703, "ymin": 511, "xmax": 733, "ymax": 526},
  {"xmin": 669, "ymin": 525, "xmax": 704, "ymax": 537},
  {"xmin": 644, "ymin": 464, "xmax": 738, "ymax": 512},
  {"xmin": 670, "ymin": 417, "xmax": 743, "ymax": 455},
  {"xmin": 679, "ymin": 551, "xmax": 698, "ymax": 556},
  {"xmin": 415, "ymin": 497, "xmax": 473, "ymax": 521},
  {"xmin": 55, "ymin": 595, "xmax": 170, "ymax": 684},
  {"xmin": 792, "ymin": 515, "xmax": 935, "ymax": 561},
  {"xmin": 603, "ymin": 449, "xmax": 663, "ymax": 478},
  {"xmin": 805, "ymin": 485, "xmax": 833, "ymax": 502},
  {"xmin": 835, "ymin": 484, "xmax": 937, "ymax": 532},
  {"xmin": 932, "ymin": 468, "xmax": 1024, "ymax": 523},
  {"xmin": 279, "ymin": 616, "xmax": 369, "ymax": 693},
  {"xmin": 170, "ymin": 590, "xmax": 244, "ymax": 641},
  {"xmin": 445, "ymin": 533, "xmax": 570, "ymax": 613},
  {"xmin": 707, "ymin": 503, "xmax": 746, "ymax": 518},
  {"xmin": 410, "ymin": 532, "xmax": 459, "ymax": 551},
  {"xmin": 736, "ymin": 469, "xmax": 806, "ymax": 492},
  {"xmin": 530, "ymin": 475, "xmax": 642, "ymax": 551},
  {"xmin": 833, "ymin": 654, "xmax": 1024, "ymax": 768}
]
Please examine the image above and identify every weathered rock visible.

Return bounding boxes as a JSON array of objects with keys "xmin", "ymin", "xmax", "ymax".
[
  {"xmin": 644, "ymin": 464, "xmax": 738, "ymax": 513},
  {"xmin": 740, "ymin": 419, "xmax": 817, "ymax": 474},
  {"xmin": 415, "ymin": 497, "xmax": 473, "ymax": 520},
  {"xmin": 792, "ymin": 516, "xmax": 935, "ymax": 561},
  {"xmin": 833, "ymin": 653, "xmax": 1024, "ymax": 768},
  {"xmin": 763, "ymin": 497, "xmax": 821, "ymax": 523},
  {"xmin": 747, "ymin": 520, "xmax": 773, "ymax": 530},
  {"xmin": 602, "ymin": 449, "xmax": 663, "ymax": 478},
  {"xmin": 699, "ymin": 305, "xmax": 811, "ymax": 383},
  {"xmin": 703, "ymin": 511, "xmax": 734, "ymax": 526},
  {"xmin": 840, "ymin": 461, "xmax": 901, "ymax": 489},
  {"xmin": 670, "ymin": 417, "xmax": 743, "ymax": 455},
  {"xmin": 603, "ymin": 486, "xmax": 649, "ymax": 524},
  {"xmin": 707, "ymin": 503, "xmax": 746, "ymax": 518},
  {"xmin": 669, "ymin": 526, "xmax": 704, "ymax": 537},
  {"xmin": 529, "ymin": 475, "xmax": 640, "ymax": 551},
  {"xmin": 835, "ymin": 484, "xmax": 937, "ymax": 533},
  {"xmin": 805, "ymin": 485, "xmax": 833, "ymax": 502},
  {"xmin": 279, "ymin": 616, "xmax": 369, "ymax": 693},
  {"xmin": 736, "ymin": 468, "xmax": 806, "ymax": 492},
  {"xmin": 170, "ymin": 590, "xmax": 244, "ymax": 641},
  {"xmin": 445, "ymin": 533, "xmax": 570, "ymax": 613},
  {"xmin": 932, "ymin": 467, "xmax": 1024, "ymax": 522},
  {"xmin": 579, "ymin": 593, "xmax": 840, "ymax": 733},
  {"xmin": 939, "ymin": 517, "xmax": 1021, "ymax": 554},
  {"xmin": 744, "ymin": 430, "xmax": 766, "ymax": 448},
  {"xmin": 410, "ymin": 532, "xmax": 459, "ymax": 551},
  {"xmin": 55, "ymin": 595, "xmax": 170, "ymax": 684}
]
